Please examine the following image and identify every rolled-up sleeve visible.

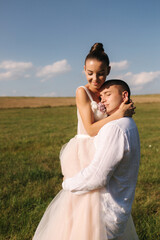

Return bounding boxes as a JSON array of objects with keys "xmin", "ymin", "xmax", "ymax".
[{"xmin": 62, "ymin": 123, "xmax": 126, "ymax": 194}]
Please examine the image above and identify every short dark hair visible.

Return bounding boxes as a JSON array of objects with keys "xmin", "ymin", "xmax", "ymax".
[{"xmin": 101, "ymin": 79, "xmax": 131, "ymax": 99}]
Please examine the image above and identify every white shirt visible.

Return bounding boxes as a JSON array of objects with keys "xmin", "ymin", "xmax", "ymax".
[{"xmin": 62, "ymin": 117, "xmax": 140, "ymax": 238}]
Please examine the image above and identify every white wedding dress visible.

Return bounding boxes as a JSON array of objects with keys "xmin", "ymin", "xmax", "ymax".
[{"xmin": 32, "ymin": 86, "xmax": 139, "ymax": 240}]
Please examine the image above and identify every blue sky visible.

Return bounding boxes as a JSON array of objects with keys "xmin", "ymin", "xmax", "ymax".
[{"xmin": 0, "ymin": 0, "xmax": 160, "ymax": 97}]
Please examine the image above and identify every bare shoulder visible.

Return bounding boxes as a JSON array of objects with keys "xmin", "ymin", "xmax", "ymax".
[
  {"xmin": 76, "ymin": 86, "xmax": 89, "ymax": 103},
  {"xmin": 76, "ymin": 86, "xmax": 86, "ymax": 96}
]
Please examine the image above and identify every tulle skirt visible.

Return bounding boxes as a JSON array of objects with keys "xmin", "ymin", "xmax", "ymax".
[{"xmin": 32, "ymin": 189, "xmax": 107, "ymax": 240}]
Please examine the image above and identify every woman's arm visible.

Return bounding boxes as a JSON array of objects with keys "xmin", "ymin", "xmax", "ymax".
[{"xmin": 76, "ymin": 87, "xmax": 134, "ymax": 137}]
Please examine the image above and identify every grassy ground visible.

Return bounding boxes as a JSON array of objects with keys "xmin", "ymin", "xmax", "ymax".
[{"xmin": 0, "ymin": 103, "xmax": 160, "ymax": 239}]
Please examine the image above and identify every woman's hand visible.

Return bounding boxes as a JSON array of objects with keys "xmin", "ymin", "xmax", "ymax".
[{"xmin": 118, "ymin": 97, "xmax": 136, "ymax": 117}]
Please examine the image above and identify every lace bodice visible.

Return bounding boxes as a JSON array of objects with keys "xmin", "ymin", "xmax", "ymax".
[{"xmin": 77, "ymin": 86, "xmax": 107, "ymax": 135}]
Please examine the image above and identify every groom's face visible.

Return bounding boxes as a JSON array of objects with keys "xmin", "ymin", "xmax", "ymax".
[{"xmin": 100, "ymin": 85, "xmax": 126, "ymax": 116}]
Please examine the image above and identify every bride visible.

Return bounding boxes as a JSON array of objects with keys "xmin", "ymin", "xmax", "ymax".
[{"xmin": 32, "ymin": 43, "xmax": 138, "ymax": 240}]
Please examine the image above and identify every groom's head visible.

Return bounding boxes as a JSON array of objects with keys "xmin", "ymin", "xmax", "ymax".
[{"xmin": 100, "ymin": 79, "xmax": 131, "ymax": 116}]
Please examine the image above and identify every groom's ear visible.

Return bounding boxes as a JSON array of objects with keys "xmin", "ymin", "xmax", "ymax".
[{"xmin": 122, "ymin": 91, "xmax": 129, "ymax": 102}]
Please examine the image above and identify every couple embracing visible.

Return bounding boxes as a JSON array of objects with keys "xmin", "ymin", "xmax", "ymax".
[{"xmin": 33, "ymin": 43, "xmax": 140, "ymax": 240}]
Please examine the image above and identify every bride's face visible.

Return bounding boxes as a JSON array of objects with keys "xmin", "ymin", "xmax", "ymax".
[{"xmin": 84, "ymin": 59, "xmax": 110, "ymax": 91}]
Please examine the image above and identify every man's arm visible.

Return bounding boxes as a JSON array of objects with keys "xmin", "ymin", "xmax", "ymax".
[{"xmin": 62, "ymin": 123, "xmax": 127, "ymax": 194}]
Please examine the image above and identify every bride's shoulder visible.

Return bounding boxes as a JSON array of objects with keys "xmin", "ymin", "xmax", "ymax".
[
  {"xmin": 76, "ymin": 86, "xmax": 90, "ymax": 103},
  {"xmin": 76, "ymin": 85, "xmax": 86, "ymax": 91},
  {"xmin": 76, "ymin": 86, "xmax": 87, "ymax": 96}
]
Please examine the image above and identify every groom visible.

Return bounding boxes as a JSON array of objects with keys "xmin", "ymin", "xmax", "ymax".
[{"xmin": 62, "ymin": 79, "xmax": 140, "ymax": 240}]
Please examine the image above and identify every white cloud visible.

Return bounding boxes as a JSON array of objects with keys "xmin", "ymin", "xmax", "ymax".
[
  {"xmin": 110, "ymin": 60, "xmax": 129, "ymax": 71},
  {"xmin": 36, "ymin": 59, "xmax": 71, "ymax": 81},
  {"xmin": 0, "ymin": 61, "xmax": 33, "ymax": 70},
  {"xmin": 123, "ymin": 71, "xmax": 160, "ymax": 86},
  {"xmin": 0, "ymin": 60, "xmax": 33, "ymax": 81}
]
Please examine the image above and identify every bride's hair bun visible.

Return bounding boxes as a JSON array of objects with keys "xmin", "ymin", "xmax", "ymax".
[
  {"xmin": 90, "ymin": 43, "xmax": 104, "ymax": 54},
  {"xmin": 85, "ymin": 42, "xmax": 110, "ymax": 66}
]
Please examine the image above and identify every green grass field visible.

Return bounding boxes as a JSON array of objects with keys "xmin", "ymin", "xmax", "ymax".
[{"xmin": 0, "ymin": 103, "xmax": 160, "ymax": 240}]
